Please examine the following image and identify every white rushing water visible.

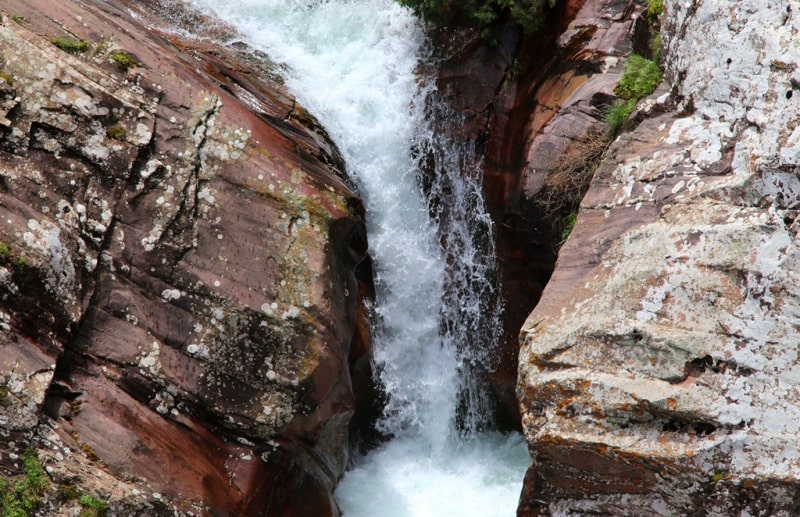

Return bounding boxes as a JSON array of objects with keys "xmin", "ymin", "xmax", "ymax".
[{"xmin": 183, "ymin": 1, "xmax": 529, "ymax": 515}]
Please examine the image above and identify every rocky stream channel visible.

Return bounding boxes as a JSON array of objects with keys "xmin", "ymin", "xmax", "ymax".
[{"xmin": 1, "ymin": 0, "xmax": 799, "ymax": 516}]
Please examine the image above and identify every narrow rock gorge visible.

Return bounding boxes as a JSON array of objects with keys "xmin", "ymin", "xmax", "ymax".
[{"xmin": 2, "ymin": 0, "xmax": 799, "ymax": 516}]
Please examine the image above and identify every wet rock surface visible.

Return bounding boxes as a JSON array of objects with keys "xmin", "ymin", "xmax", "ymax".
[
  {"xmin": 486, "ymin": 0, "xmax": 641, "ymax": 426},
  {"xmin": 0, "ymin": 1, "xmax": 365, "ymax": 515},
  {"xmin": 430, "ymin": 0, "xmax": 643, "ymax": 431},
  {"xmin": 517, "ymin": 0, "xmax": 800, "ymax": 514}
]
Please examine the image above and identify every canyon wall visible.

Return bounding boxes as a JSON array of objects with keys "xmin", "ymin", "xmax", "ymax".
[
  {"xmin": 516, "ymin": 0, "xmax": 800, "ymax": 514},
  {"xmin": 0, "ymin": 1, "xmax": 367, "ymax": 515},
  {"xmin": 432, "ymin": 0, "xmax": 647, "ymax": 430},
  {"xmin": 3, "ymin": 0, "xmax": 798, "ymax": 515}
]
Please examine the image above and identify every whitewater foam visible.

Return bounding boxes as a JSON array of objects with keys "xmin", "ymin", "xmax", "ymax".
[{"xmin": 182, "ymin": 1, "xmax": 529, "ymax": 514}]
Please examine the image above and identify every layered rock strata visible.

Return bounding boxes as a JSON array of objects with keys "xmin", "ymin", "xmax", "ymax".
[
  {"xmin": 518, "ymin": 0, "xmax": 800, "ymax": 514},
  {"xmin": 0, "ymin": 1, "xmax": 366, "ymax": 515}
]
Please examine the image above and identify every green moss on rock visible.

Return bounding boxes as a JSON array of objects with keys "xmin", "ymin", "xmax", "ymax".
[
  {"xmin": 50, "ymin": 36, "xmax": 89, "ymax": 54},
  {"xmin": 0, "ymin": 451, "xmax": 49, "ymax": 517}
]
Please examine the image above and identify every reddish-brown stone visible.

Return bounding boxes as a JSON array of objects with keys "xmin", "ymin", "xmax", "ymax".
[
  {"xmin": 0, "ymin": 0, "xmax": 368, "ymax": 514},
  {"xmin": 430, "ymin": 0, "xmax": 599, "ymax": 430}
]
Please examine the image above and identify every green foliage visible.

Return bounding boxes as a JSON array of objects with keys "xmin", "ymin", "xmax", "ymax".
[
  {"xmin": 10, "ymin": 14, "xmax": 23, "ymax": 25},
  {"xmin": 614, "ymin": 54, "xmax": 662, "ymax": 100},
  {"xmin": 646, "ymin": 0, "xmax": 664, "ymax": 23},
  {"xmin": 399, "ymin": 0, "xmax": 559, "ymax": 38},
  {"xmin": 0, "ymin": 451, "xmax": 50, "ymax": 517},
  {"xmin": 709, "ymin": 471, "xmax": 731, "ymax": 484},
  {"xmin": 650, "ymin": 30, "xmax": 662, "ymax": 63},
  {"xmin": 106, "ymin": 124, "xmax": 126, "ymax": 140},
  {"xmin": 57, "ymin": 485, "xmax": 109, "ymax": 517},
  {"xmin": 502, "ymin": 57, "xmax": 520, "ymax": 89},
  {"xmin": 79, "ymin": 493, "xmax": 109, "ymax": 516},
  {"xmin": 51, "ymin": 36, "xmax": 89, "ymax": 54},
  {"xmin": 109, "ymin": 50, "xmax": 138, "ymax": 71},
  {"xmin": 13, "ymin": 257, "xmax": 26, "ymax": 272},
  {"xmin": 0, "ymin": 73, "xmax": 11, "ymax": 86},
  {"xmin": 500, "ymin": 0, "xmax": 558, "ymax": 32},
  {"xmin": 0, "ymin": 243, "xmax": 27, "ymax": 273},
  {"xmin": 605, "ymin": 54, "xmax": 662, "ymax": 134},
  {"xmin": 645, "ymin": 0, "xmax": 664, "ymax": 62},
  {"xmin": 22, "ymin": 454, "xmax": 48, "ymax": 494},
  {"xmin": 560, "ymin": 212, "xmax": 577, "ymax": 242},
  {"xmin": 605, "ymin": 99, "xmax": 637, "ymax": 134}
]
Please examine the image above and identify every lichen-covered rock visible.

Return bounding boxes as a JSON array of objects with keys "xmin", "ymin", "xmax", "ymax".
[
  {"xmin": 0, "ymin": 1, "xmax": 366, "ymax": 515},
  {"xmin": 518, "ymin": 0, "xmax": 800, "ymax": 515}
]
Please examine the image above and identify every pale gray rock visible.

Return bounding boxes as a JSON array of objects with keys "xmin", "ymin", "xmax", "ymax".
[{"xmin": 518, "ymin": 0, "xmax": 800, "ymax": 514}]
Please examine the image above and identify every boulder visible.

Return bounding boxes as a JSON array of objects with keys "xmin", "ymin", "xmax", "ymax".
[
  {"xmin": 518, "ymin": 0, "xmax": 800, "ymax": 514},
  {"xmin": 0, "ymin": 1, "xmax": 366, "ymax": 515}
]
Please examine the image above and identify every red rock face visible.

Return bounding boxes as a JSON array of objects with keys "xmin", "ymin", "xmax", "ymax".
[
  {"xmin": 430, "ymin": 0, "xmax": 685, "ymax": 512},
  {"xmin": 430, "ymin": 22, "xmax": 527, "ymax": 428},
  {"xmin": 430, "ymin": 0, "xmax": 603, "ymax": 429},
  {"xmin": 0, "ymin": 1, "xmax": 367, "ymax": 514}
]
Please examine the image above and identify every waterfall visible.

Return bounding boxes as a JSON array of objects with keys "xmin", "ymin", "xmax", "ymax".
[
  {"xmin": 416, "ymin": 100, "xmax": 506, "ymax": 435},
  {"xmin": 182, "ymin": 1, "xmax": 529, "ymax": 514}
]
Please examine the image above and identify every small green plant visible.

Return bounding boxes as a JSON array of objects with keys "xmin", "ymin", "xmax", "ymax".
[
  {"xmin": 0, "ymin": 451, "xmax": 50, "ymax": 516},
  {"xmin": 13, "ymin": 256, "xmax": 26, "ymax": 272},
  {"xmin": 51, "ymin": 36, "xmax": 89, "ymax": 54},
  {"xmin": 646, "ymin": 0, "xmax": 664, "ymax": 23},
  {"xmin": 709, "ymin": 472, "xmax": 731, "ymax": 483},
  {"xmin": 0, "ymin": 72, "xmax": 12, "ymax": 86},
  {"xmin": 22, "ymin": 453, "xmax": 48, "ymax": 493},
  {"xmin": 605, "ymin": 99, "xmax": 637, "ymax": 134},
  {"xmin": 650, "ymin": 31, "xmax": 662, "ymax": 63},
  {"xmin": 0, "ymin": 242, "xmax": 28, "ymax": 274},
  {"xmin": 614, "ymin": 54, "xmax": 663, "ymax": 100},
  {"xmin": 109, "ymin": 50, "xmax": 138, "ymax": 71},
  {"xmin": 79, "ymin": 493, "xmax": 109, "ymax": 516},
  {"xmin": 56, "ymin": 486, "xmax": 109, "ymax": 517},
  {"xmin": 605, "ymin": 54, "xmax": 662, "ymax": 134},
  {"xmin": 10, "ymin": 14, "xmax": 24, "ymax": 25},
  {"xmin": 502, "ymin": 58, "xmax": 521, "ymax": 89},
  {"xmin": 106, "ymin": 124, "xmax": 126, "ymax": 140},
  {"xmin": 560, "ymin": 212, "xmax": 578, "ymax": 242}
]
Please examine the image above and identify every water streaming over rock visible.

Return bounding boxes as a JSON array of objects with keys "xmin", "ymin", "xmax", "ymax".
[{"xmin": 183, "ymin": 1, "xmax": 529, "ymax": 514}]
